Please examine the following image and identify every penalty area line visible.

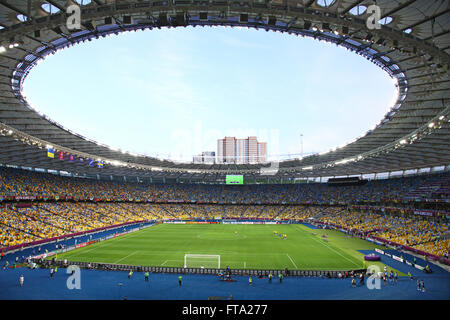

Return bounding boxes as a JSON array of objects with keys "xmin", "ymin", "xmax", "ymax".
[
  {"xmin": 113, "ymin": 251, "xmax": 139, "ymax": 264},
  {"xmin": 295, "ymin": 226, "xmax": 360, "ymax": 268},
  {"xmin": 286, "ymin": 254, "xmax": 298, "ymax": 269}
]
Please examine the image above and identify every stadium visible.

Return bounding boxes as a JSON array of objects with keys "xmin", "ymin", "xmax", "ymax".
[{"xmin": 0, "ymin": 0, "xmax": 449, "ymax": 305}]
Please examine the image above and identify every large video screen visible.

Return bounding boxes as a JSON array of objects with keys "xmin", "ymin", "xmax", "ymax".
[{"xmin": 226, "ymin": 175, "xmax": 244, "ymax": 185}]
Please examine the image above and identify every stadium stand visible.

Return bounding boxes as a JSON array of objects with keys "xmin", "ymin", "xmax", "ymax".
[
  {"xmin": 1, "ymin": 167, "xmax": 448, "ymax": 203},
  {"xmin": 0, "ymin": 167, "xmax": 448, "ymax": 260}
]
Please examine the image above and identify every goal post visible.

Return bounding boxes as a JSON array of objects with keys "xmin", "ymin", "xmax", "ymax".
[{"xmin": 184, "ymin": 254, "xmax": 221, "ymax": 269}]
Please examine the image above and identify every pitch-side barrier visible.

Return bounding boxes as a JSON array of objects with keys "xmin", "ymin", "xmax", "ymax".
[{"xmin": 35, "ymin": 258, "xmax": 366, "ymax": 278}]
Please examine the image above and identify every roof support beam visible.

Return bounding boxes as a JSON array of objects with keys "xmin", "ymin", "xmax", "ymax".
[
  {"xmin": 0, "ymin": 0, "xmax": 28, "ymax": 19},
  {"xmin": 381, "ymin": 0, "xmax": 417, "ymax": 19},
  {"xmin": 341, "ymin": 0, "xmax": 365, "ymax": 15},
  {"xmin": 401, "ymin": 8, "xmax": 450, "ymax": 31},
  {"xmin": 45, "ymin": 0, "xmax": 65, "ymax": 12}
]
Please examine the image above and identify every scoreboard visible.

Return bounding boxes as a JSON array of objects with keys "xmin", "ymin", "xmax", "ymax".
[{"xmin": 226, "ymin": 175, "xmax": 244, "ymax": 185}]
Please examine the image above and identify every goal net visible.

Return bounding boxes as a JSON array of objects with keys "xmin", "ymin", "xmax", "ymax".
[{"xmin": 184, "ymin": 254, "xmax": 220, "ymax": 269}]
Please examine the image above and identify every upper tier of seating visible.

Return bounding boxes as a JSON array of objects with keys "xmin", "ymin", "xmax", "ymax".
[{"xmin": 1, "ymin": 167, "xmax": 449, "ymax": 204}]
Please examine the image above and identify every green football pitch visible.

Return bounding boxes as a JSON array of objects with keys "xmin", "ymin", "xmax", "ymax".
[{"xmin": 55, "ymin": 223, "xmax": 401, "ymax": 273}]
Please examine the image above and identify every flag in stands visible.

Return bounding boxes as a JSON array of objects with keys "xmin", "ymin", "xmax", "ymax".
[
  {"xmin": 79, "ymin": 157, "xmax": 84, "ymax": 164},
  {"xmin": 97, "ymin": 161, "xmax": 104, "ymax": 168},
  {"xmin": 47, "ymin": 148, "xmax": 55, "ymax": 158},
  {"xmin": 69, "ymin": 154, "xmax": 75, "ymax": 162},
  {"xmin": 59, "ymin": 151, "xmax": 65, "ymax": 160},
  {"xmin": 88, "ymin": 159, "xmax": 94, "ymax": 167}
]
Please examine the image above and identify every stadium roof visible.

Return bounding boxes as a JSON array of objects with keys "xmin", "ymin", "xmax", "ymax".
[{"xmin": 0, "ymin": 0, "xmax": 449, "ymax": 182}]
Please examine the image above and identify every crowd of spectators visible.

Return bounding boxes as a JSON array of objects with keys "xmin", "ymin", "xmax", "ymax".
[
  {"xmin": 2, "ymin": 167, "xmax": 448, "ymax": 204},
  {"xmin": 0, "ymin": 202, "xmax": 166, "ymax": 247},
  {"xmin": 0, "ymin": 167, "xmax": 449, "ymax": 258},
  {"xmin": 315, "ymin": 210, "xmax": 449, "ymax": 258},
  {"xmin": 0, "ymin": 203, "xmax": 326, "ymax": 248}
]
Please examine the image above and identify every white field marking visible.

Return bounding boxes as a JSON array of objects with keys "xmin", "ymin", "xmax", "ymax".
[
  {"xmin": 286, "ymin": 254, "xmax": 298, "ymax": 269},
  {"xmin": 66, "ymin": 229, "xmax": 146, "ymax": 258},
  {"xmin": 188, "ymin": 251, "xmax": 286, "ymax": 256},
  {"xmin": 113, "ymin": 250, "xmax": 139, "ymax": 264},
  {"xmin": 295, "ymin": 226, "xmax": 360, "ymax": 267},
  {"xmin": 159, "ymin": 260, "xmax": 183, "ymax": 266}
]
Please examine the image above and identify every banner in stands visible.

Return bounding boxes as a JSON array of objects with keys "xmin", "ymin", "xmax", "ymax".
[
  {"xmin": 185, "ymin": 221, "xmax": 219, "ymax": 224},
  {"xmin": 413, "ymin": 210, "xmax": 434, "ymax": 217},
  {"xmin": 222, "ymin": 220, "xmax": 233, "ymax": 224},
  {"xmin": 32, "ymin": 251, "xmax": 56, "ymax": 260},
  {"xmin": 222, "ymin": 220, "xmax": 283, "ymax": 225},
  {"xmin": 13, "ymin": 196, "xmax": 36, "ymax": 200},
  {"xmin": 114, "ymin": 232, "xmax": 128, "ymax": 237},
  {"xmin": 375, "ymin": 248, "xmax": 428, "ymax": 271},
  {"xmin": 75, "ymin": 242, "xmax": 88, "ymax": 249},
  {"xmin": 375, "ymin": 248, "xmax": 392, "ymax": 258}
]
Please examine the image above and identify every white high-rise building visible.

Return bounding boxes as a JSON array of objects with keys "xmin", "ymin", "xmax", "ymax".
[{"xmin": 217, "ymin": 136, "xmax": 267, "ymax": 164}]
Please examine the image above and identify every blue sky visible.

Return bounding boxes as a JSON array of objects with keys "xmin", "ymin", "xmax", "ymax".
[{"xmin": 23, "ymin": 27, "xmax": 396, "ymax": 162}]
